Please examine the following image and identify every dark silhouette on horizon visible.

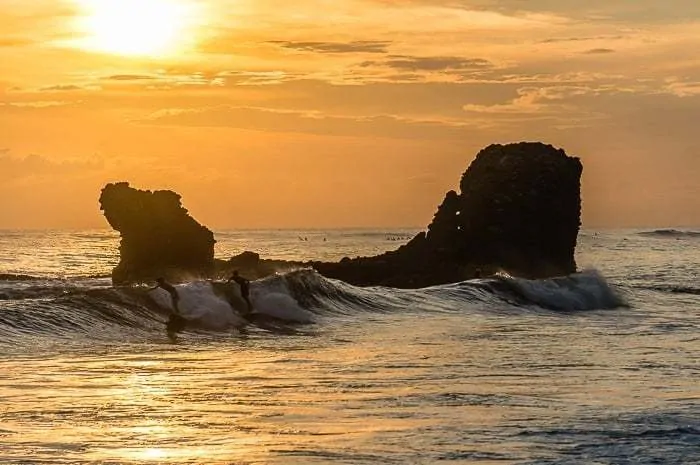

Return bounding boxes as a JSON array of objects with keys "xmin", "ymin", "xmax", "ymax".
[{"xmin": 100, "ymin": 142, "xmax": 582, "ymax": 288}]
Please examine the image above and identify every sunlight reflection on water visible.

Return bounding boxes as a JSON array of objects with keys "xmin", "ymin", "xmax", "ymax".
[
  {"xmin": 1, "ymin": 309, "xmax": 698, "ymax": 464},
  {"xmin": 1, "ymin": 229, "xmax": 699, "ymax": 463}
]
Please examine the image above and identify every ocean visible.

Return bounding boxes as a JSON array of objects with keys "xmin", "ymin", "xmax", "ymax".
[{"xmin": 0, "ymin": 228, "xmax": 698, "ymax": 464}]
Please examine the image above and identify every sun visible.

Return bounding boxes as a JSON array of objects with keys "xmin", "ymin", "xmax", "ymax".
[{"xmin": 74, "ymin": 0, "xmax": 196, "ymax": 57}]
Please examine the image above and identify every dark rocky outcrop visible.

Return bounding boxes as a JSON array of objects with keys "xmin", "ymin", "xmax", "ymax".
[
  {"xmin": 311, "ymin": 142, "xmax": 582, "ymax": 287},
  {"xmin": 100, "ymin": 142, "xmax": 583, "ymax": 287},
  {"xmin": 224, "ymin": 251, "xmax": 300, "ymax": 281},
  {"xmin": 100, "ymin": 182, "xmax": 216, "ymax": 283}
]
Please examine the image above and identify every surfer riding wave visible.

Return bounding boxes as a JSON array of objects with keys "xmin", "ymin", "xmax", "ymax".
[
  {"xmin": 149, "ymin": 277, "xmax": 187, "ymax": 338},
  {"xmin": 227, "ymin": 270, "xmax": 253, "ymax": 317}
]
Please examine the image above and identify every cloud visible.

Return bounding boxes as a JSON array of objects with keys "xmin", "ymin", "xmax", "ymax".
[
  {"xmin": 102, "ymin": 75, "xmax": 157, "ymax": 81},
  {"xmin": 95, "ymin": 72, "xmax": 226, "ymax": 89},
  {"xmin": 583, "ymin": 48, "xmax": 616, "ymax": 54},
  {"xmin": 269, "ymin": 40, "xmax": 391, "ymax": 54},
  {"xmin": 39, "ymin": 84, "xmax": 92, "ymax": 92},
  {"xmin": 381, "ymin": 0, "xmax": 700, "ymax": 23},
  {"xmin": 352, "ymin": 55, "xmax": 497, "ymax": 83},
  {"xmin": 664, "ymin": 79, "xmax": 700, "ymax": 97},
  {"xmin": 460, "ymin": 85, "xmax": 615, "ymax": 129},
  {"xmin": 215, "ymin": 70, "xmax": 301, "ymax": 86},
  {"xmin": 0, "ymin": 37, "xmax": 34, "ymax": 47},
  {"xmin": 139, "ymin": 105, "xmax": 476, "ymax": 139},
  {"xmin": 0, "ymin": 152, "xmax": 104, "ymax": 183},
  {"xmin": 361, "ymin": 55, "xmax": 493, "ymax": 72},
  {"xmin": 539, "ymin": 36, "xmax": 624, "ymax": 44},
  {"xmin": 0, "ymin": 100, "xmax": 79, "ymax": 109}
]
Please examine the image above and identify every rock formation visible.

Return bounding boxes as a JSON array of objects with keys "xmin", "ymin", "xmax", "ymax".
[
  {"xmin": 312, "ymin": 142, "xmax": 582, "ymax": 287},
  {"xmin": 100, "ymin": 142, "xmax": 583, "ymax": 287},
  {"xmin": 99, "ymin": 182, "xmax": 216, "ymax": 283}
]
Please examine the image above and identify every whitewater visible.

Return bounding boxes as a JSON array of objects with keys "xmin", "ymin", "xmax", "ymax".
[{"xmin": 0, "ymin": 228, "xmax": 698, "ymax": 464}]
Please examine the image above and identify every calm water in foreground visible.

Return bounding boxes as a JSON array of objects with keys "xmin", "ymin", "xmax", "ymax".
[{"xmin": 0, "ymin": 228, "xmax": 698, "ymax": 464}]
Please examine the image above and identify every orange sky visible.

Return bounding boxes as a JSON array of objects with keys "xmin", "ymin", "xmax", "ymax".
[{"xmin": 1, "ymin": 0, "xmax": 699, "ymax": 229}]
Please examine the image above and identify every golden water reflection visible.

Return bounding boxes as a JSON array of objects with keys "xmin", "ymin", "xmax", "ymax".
[{"xmin": 1, "ymin": 312, "xmax": 698, "ymax": 464}]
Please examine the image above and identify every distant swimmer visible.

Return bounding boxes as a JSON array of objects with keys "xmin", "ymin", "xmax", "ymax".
[
  {"xmin": 228, "ymin": 270, "xmax": 252, "ymax": 316},
  {"xmin": 474, "ymin": 268, "xmax": 482, "ymax": 279},
  {"xmin": 150, "ymin": 277, "xmax": 186, "ymax": 338}
]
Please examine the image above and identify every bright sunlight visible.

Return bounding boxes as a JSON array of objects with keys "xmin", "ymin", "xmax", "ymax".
[{"xmin": 73, "ymin": 0, "xmax": 197, "ymax": 56}]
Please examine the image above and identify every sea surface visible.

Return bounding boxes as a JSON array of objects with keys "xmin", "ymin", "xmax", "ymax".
[{"xmin": 0, "ymin": 228, "xmax": 698, "ymax": 464}]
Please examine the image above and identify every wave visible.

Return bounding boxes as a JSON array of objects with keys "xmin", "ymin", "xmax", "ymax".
[
  {"xmin": 0, "ymin": 273, "xmax": 42, "ymax": 281},
  {"xmin": 636, "ymin": 285, "xmax": 700, "ymax": 296},
  {"xmin": 0, "ymin": 269, "xmax": 625, "ymax": 344},
  {"xmin": 638, "ymin": 229, "xmax": 700, "ymax": 238},
  {"xmin": 496, "ymin": 270, "xmax": 627, "ymax": 312}
]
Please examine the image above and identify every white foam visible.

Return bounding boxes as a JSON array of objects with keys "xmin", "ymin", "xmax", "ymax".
[
  {"xmin": 148, "ymin": 279, "xmax": 315, "ymax": 330},
  {"xmin": 510, "ymin": 269, "xmax": 625, "ymax": 311},
  {"xmin": 251, "ymin": 278, "xmax": 315, "ymax": 323},
  {"xmin": 148, "ymin": 282, "xmax": 244, "ymax": 330}
]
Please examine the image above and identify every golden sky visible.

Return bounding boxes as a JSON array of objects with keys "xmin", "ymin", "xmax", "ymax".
[{"xmin": 1, "ymin": 0, "xmax": 699, "ymax": 228}]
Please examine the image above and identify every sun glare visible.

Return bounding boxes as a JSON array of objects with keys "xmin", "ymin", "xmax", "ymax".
[{"xmin": 74, "ymin": 0, "xmax": 197, "ymax": 56}]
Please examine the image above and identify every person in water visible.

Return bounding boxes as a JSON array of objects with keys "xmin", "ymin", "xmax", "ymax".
[
  {"xmin": 150, "ymin": 277, "xmax": 186, "ymax": 337},
  {"xmin": 227, "ymin": 270, "xmax": 252, "ymax": 316}
]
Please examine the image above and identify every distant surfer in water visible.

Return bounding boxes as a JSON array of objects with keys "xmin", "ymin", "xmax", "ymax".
[
  {"xmin": 228, "ymin": 270, "xmax": 253, "ymax": 316},
  {"xmin": 150, "ymin": 277, "xmax": 186, "ymax": 338}
]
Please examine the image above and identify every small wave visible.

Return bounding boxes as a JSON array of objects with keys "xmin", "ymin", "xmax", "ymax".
[
  {"xmin": 493, "ymin": 270, "xmax": 626, "ymax": 311},
  {"xmin": 520, "ymin": 407, "xmax": 700, "ymax": 464},
  {"xmin": 636, "ymin": 285, "xmax": 700, "ymax": 296},
  {"xmin": 638, "ymin": 229, "xmax": 700, "ymax": 238},
  {"xmin": 0, "ymin": 284, "xmax": 79, "ymax": 301},
  {"xmin": 0, "ymin": 273, "xmax": 42, "ymax": 281},
  {"xmin": 0, "ymin": 288, "xmax": 164, "ymax": 342}
]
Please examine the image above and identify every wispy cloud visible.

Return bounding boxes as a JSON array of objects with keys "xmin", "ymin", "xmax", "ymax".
[
  {"xmin": 269, "ymin": 40, "xmax": 391, "ymax": 54},
  {"xmin": 583, "ymin": 48, "xmax": 616, "ymax": 54},
  {"xmin": 0, "ymin": 152, "xmax": 103, "ymax": 182},
  {"xmin": 539, "ymin": 35, "xmax": 625, "ymax": 44},
  {"xmin": 102, "ymin": 75, "xmax": 158, "ymax": 81},
  {"xmin": 360, "ymin": 55, "xmax": 492, "ymax": 72},
  {"xmin": 39, "ymin": 84, "xmax": 93, "ymax": 92},
  {"xmin": 0, "ymin": 100, "xmax": 80, "ymax": 109},
  {"xmin": 0, "ymin": 37, "xmax": 35, "ymax": 47},
  {"xmin": 139, "ymin": 104, "xmax": 476, "ymax": 139}
]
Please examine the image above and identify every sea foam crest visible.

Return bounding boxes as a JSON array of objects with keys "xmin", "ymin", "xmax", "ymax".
[
  {"xmin": 148, "ymin": 279, "xmax": 315, "ymax": 329},
  {"xmin": 503, "ymin": 269, "xmax": 626, "ymax": 311}
]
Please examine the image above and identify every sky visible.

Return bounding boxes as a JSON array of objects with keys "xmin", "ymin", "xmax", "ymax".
[{"xmin": 1, "ymin": 0, "xmax": 699, "ymax": 229}]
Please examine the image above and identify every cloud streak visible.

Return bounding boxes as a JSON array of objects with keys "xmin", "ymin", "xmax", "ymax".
[
  {"xmin": 139, "ymin": 104, "xmax": 476, "ymax": 139},
  {"xmin": 269, "ymin": 40, "xmax": 391, "ymax": 54}
]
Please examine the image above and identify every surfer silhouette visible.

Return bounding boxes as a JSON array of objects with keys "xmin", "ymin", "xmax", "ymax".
[
  {"xmin": 150, "ymin": 277, "xmax": 186, "ymax": 338},
  {"xmin": 228, "ymin": 270, "xmax": 252, "ymax": 316}
]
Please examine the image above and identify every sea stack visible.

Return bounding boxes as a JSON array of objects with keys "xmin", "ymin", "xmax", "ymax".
[
  {"xmin": 312, "ymin": 142, "xmax": 583, "ymax": 287},
  {"xmin": 99, "ymin": 142, "xmax": 583, "ymax": 288},
  {"xmin": 99, "ymin": 182, "xmax": 215, "ymax": 283}
]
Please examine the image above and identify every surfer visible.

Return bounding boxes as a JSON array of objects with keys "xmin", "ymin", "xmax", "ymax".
[
  {"xmin": 150, "ymin": 277, "xmax": 186, "ymax": 338},
  {"xmin": 228, "ymin": 270, "xmax": 253, "ymax": 316}
]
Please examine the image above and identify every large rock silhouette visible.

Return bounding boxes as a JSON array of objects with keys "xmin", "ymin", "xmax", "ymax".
[
  {"xmin": 100, "ymin": 142, "xmax": 583, "ymax": 287},
  {"xmin": 99, "ymin": 182, "xmax": 215, "ymax": 283},
  {"xmin": 312, "ymin": 142, "xmax": 582, "ymax": 287}
]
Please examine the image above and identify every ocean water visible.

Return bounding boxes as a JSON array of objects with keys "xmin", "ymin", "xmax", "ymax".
[{"xmin": 0, "ymin": 228, "xmax": 698, "ymax": 464}]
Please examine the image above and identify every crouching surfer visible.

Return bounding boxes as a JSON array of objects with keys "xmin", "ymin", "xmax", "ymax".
[
  {"xmin": 150, "ymin": 277, "xmax": 187, "ymax": 339},
  {"xmin": 227, "ymin": 270, "xmax": 253, "ymax": 317}
]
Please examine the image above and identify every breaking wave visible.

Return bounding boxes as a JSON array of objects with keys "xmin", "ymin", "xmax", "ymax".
[{"xmin": 0, "ymin": 269, "xmax": 626, "ymax": 345}]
